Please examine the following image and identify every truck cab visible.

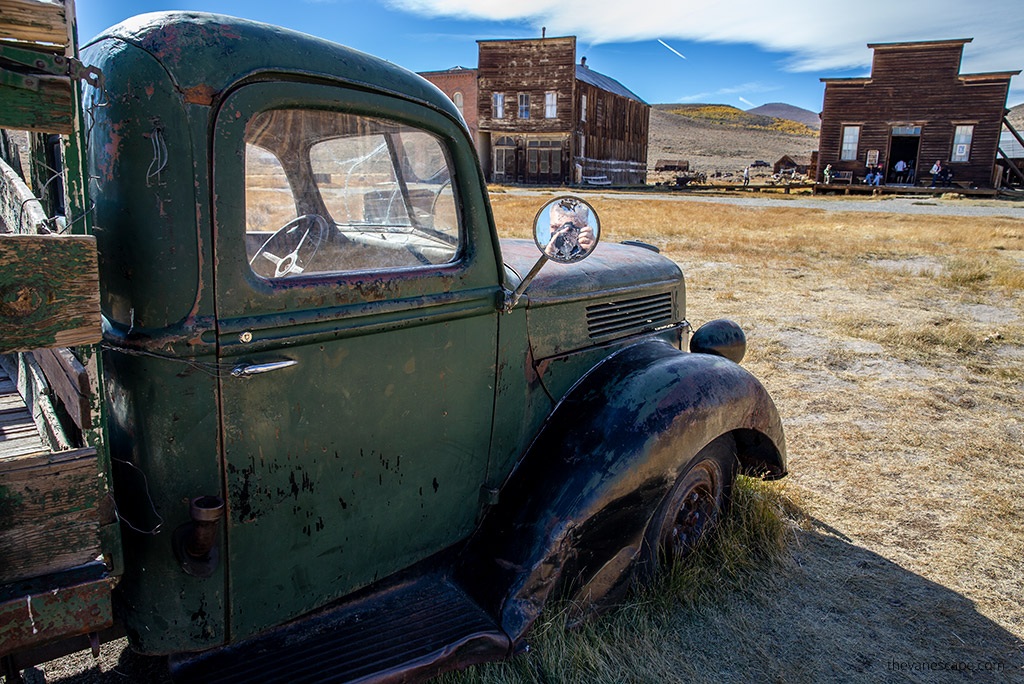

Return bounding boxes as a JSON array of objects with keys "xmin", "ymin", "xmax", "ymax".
[{"xmin": 2, "ymin": 10, "xmax": 784, "ymax": 682}]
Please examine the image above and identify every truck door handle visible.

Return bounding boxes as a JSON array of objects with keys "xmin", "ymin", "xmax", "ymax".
[{"xmin": 230, "ymin": 360, "xmax": 298, "ymax": 378}]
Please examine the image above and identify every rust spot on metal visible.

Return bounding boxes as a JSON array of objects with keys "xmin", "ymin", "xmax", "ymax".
[{"xmin": 183, "ymin": 84, "xmax": 217, "ymax": 106}]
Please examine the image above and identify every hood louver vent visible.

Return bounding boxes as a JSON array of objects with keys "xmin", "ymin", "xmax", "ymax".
[{"xmin": 586, "ymin": 292, "xmax": 673, "ymax": 339}]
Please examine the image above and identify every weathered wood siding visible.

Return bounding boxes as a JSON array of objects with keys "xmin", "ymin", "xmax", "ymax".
[
  {"xmin": 818, "ymin": 40, "xmax": 1017, "ymax": 187},
  {"xmin": 477, "ymin": 37, "xmax": 576, "ymax": 135},
  {"xmin": 576, "ymin": 78, "xmax": 649, "ymax": 184}
]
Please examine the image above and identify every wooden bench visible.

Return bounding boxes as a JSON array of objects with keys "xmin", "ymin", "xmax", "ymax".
[
  {"xmin": 830, "ymin": 171, "xmax": 853, "ymax": 184},
  {"xmin": 582, "ymin": 175, "xmax": 611, "ymax": 186}
]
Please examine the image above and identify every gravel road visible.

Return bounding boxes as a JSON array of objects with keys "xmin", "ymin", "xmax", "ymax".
[{"xmin": 504, "ymin": 188, "xmax": 1024, "ymax": 219}]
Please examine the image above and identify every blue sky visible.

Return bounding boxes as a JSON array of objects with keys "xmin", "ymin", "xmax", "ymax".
[{"xmin": 78, "ymin": 1, "xmax": 1023, "ymax": 113}]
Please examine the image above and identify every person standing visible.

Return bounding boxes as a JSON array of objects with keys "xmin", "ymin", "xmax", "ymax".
[
  {"xmin": 929, "ymin": 160, "xmax": 942, "ymax": 187},
  {"xmin": 743, "ymin": 166, "xmax": 750, "ymax": 186},
  {"xmin": 894, "ymin": 159, "xmax": 907, "ymax": 183},
  {"xmin": 823, "ymin": 164, "xmax": 833, "ymax": 184}
]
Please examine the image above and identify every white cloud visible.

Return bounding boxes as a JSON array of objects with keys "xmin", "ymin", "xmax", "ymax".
[
  {"xmin": 677, "ymin": 81, "xmax": 782, "ymax": 102},
  {"xmin": 387, "ymin": 0, "xmax": 1024, "ymax": 79}
]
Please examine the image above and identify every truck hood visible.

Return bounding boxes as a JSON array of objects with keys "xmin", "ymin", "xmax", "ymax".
[
  {"xmin": 501, "ymin": 239, "xmax": 683, "ymax": 305},
  {"xmin": 500, "ymin": 239, "xmax": 685, "ymax": 359}
]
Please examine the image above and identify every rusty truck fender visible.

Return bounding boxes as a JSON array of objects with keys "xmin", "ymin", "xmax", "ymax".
[{"xmin": 457, "ymin": 338, "xmax": 786, "ymax": 642}]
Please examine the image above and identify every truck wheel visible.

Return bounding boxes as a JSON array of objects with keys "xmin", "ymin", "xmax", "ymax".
[{"xmin": 641, "ymin": 435, "xmax": 737, "ymax": 574}]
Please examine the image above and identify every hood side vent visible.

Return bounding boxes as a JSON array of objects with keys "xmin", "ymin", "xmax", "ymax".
[{"xmin": 586, "ymin": 292, "xmax": 673, "ymax": 339}]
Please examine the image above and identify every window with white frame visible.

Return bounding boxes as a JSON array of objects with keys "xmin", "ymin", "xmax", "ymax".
[
  {"xmin": 581, "ymin": 93, "xmax": 587, "ymax": 122},
  {"xmin": 519, "ymin": 93, "xmax": 530, "ymax": 119},
  {"xmin": 492, "ymin": 92, "xmax": 504, "ymax": 119},
  {"xmin": 952, "ymin": 125, "xmax": 973, "ymax": 162},
  {"xmin": 545, "ymin": 92, "xmax": 557, "ymax": 118},
  {"xmin": 840, "ymin": 125, "xmax": 860, "ymax": 161},
  {"xmin": 453, "ymin": 92, "xmax": 464, "ymax": 116}
]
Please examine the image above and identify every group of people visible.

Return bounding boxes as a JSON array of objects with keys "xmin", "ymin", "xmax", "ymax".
[
  {"xmin": 863, "ymin": 165, "xmax": 884, "ymax": 186},
  {"xmin": 929, "ymin": 160, "xmax": 955, "ymax": 187}
]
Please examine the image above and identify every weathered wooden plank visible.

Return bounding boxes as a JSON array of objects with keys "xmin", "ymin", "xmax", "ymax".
[
  {"xmin": 0, "ymin": 574, "xmax": 114, "ymax": 657},
  {"xmin": 29, "ymin": 347, "xmax": 88, "ymax": 429},
  {"xmin": 0, "ymin": 446, "xmax": 100, "ymax": 583},
  {"xmin": 0, "ymin": 75, "xmax": 73, "ymax": 134},
  {"xmin": 0, "ymin": 233, "xmax": 100, "ymax": 352},
  {"xmin": 0, "ymin": 153, "xmax": 48, "ymax": 233},
  {"xmin": 0, "ymin": 0, "xmax": 68, "ymax": 48}
]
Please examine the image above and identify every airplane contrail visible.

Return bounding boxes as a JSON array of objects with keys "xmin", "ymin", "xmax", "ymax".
[
  {"xmin": 739, "ymin": 96, "xmax": 755, "ymax": 107},
  {"xmin": 657, "ymin": 39, "xmax": 687, "ymax": 60}
]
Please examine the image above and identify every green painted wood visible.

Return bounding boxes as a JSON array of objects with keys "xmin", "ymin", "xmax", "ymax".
[
  {"xmin": 0, "ymin": 446, "xmax": 100, "ymax": 583},
  {"xmin": 29, "ymin": 347, "xmax": 89, "ymax": 430},
  {"xmin": 0, "ymin": 153, "xmax": 47, "ymax": 233},
  {"xmin": 0, "ymin": 574, "xmax": 114, "ymax": 657},
  {"xmin": 0, "ymin": 76, "xmax": 72, "ymax": 134},
  {"xmin": 0, "ymin": 234, "xmax": 100, "ymax": 353}
]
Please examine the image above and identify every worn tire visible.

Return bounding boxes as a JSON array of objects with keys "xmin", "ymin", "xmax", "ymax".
[{"xmin": 639, "ymin": 434, "xmax": 738, "ymax": 578}]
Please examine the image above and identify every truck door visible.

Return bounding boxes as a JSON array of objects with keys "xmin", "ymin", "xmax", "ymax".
[{"xmin": 211, "ymin": 82, "xmax": 500, "ymax": 640}]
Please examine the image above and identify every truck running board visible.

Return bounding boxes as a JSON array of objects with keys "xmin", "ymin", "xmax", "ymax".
[{"xmin": 168, "ymin": 575, "xmax": 511, "ymax": 683}]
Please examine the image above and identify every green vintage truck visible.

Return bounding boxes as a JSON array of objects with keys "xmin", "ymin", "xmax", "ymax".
[{"xmin": 0, "ymin": 5, "xmax": 785, "ymax": 682}]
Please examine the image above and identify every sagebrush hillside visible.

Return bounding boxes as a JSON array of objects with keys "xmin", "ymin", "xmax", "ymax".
[
  {"xmin": 656, "ymin": 104, "xmax": 819, "ymax": 136},
  {"xmin": 648, "ymin": 105, "xmax": 819, "ymax": 175}
]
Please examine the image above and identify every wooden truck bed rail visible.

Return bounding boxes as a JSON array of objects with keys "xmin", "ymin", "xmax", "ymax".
[{"xmin": 0, "ymin": 0, "xmax": 120, "ymax": 669}]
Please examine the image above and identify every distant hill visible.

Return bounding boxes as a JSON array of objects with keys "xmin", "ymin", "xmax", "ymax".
[
  {"xmin": 1008, "ymin": 102, "xmax": 1024, "ymax": 130},
  {"xmin": 747, "ymin": 102, "xmax": 821, "ymax": 129},
  {"xmin": 648, "ymin": 107, "xmax": 818, "ymax": 174},
  {"xmin": 652, "ymin": 103, "xmax": 818, "ymax": 136}
]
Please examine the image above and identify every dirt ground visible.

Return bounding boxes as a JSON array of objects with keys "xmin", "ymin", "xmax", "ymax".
[{"xmin": 9, "ymin": 193, "xmax": 1024, "ymax": 683}]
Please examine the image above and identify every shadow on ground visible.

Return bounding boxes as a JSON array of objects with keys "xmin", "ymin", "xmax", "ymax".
[{"xmin": 25, "ymin": 519, "xmax": 1024, "ymax": 683}]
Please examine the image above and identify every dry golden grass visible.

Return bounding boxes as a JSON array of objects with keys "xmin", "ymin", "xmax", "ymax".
[{"xmin": 457, "ymin": 192, "xmax": 1024, "ymax": 682}]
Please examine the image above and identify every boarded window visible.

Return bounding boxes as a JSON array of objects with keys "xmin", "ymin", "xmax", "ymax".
[
  {"xmin": 952, "ymin": 125, "xmax": 973, "ymax": 162},
  {"xmin": 545, "ymin": 92, "xmax": 557, "ymax": 118},
  {"xmin": 519, "ymin": 93, "xmax": 530, "ymax": 119},
  {"xmin": 840, "ymin": 126, "xmax": 860, "ymax": 161},
  {"xmin": 581, "ymin": 93, "xmax": 587, "ymax": 122},
  {"xmin": 493, "ymin": 93, "xmax": 504, "ymax": 119}
]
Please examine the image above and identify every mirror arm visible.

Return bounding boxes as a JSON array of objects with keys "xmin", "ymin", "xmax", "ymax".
[{"xmin": 503, "ymin": 254, "xmax": 549, "ymax": 313}]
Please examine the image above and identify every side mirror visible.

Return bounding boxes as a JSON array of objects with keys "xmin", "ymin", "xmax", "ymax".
[
  {"xmin": 533, "ymin": 196, "xmax": 601, "ymax": 263},
  {"xmin": 505, "ymin": 197, "xmax": 602, "ymax": 312}
]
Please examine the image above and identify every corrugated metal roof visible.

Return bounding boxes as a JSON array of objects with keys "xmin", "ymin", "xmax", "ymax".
[
  {"xmin": 576, "ymin": 65, "xmax": 646, "ymax": 104},
  {"xmin": 1001, "ymin": 131, "xmax": 1024, "ymax": 158}
]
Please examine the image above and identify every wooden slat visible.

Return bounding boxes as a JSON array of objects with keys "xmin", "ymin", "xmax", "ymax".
[
  {"xmin": 0, "ymin": 573, "xmax": 114, "ymax": 657},
  {"xmin": 0, "ymin": 364, "xmax": 44, "ymax": 458},
  {"xmin": 0, "ymin": 152, "xmax": 47, "ymax": 233},
  {"xmin": 29, "ymin": 346, "xmax": 88, "ymax": 429},
  {"xmin": 0, "ymin": 233, "xmax": 100, "ymax": 352},
  {"xmin": 0, "ymin": 446, "xmax": 100, "ymax": 583},
  {"xmin": 0, "ymin": 74, "xmax": 73, "ymax": 134},
  {"xmin": 0, "ymin": 0, "xmax": 68, "ymax": 48}
]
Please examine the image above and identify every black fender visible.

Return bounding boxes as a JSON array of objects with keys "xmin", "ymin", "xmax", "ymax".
[{"xmin": 457, "ymin": 338, "xmax": 785, "ymax": 641}]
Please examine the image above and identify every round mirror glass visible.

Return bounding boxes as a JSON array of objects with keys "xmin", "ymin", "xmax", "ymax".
[{"xmin": 533, "ymin": 196, "xmax": 601, "ymax": 263}]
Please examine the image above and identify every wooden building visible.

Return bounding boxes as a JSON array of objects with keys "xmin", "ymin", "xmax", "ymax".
[
  {"xmin": 818, "ymin": 39, "xmax": 1019, "ymax": 187},
  {"xmin": 774, "ymin": 155, "xmax": 812, "ymax": 175},
  {"xmin": 475, "ymin": 37, "xmax": 649, "ymax": 185}
]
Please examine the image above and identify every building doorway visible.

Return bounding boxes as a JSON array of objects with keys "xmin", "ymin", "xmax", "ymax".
[
  {"xmin": 492, "ymin": 136, "xmax": 517, "ymax": 183},
  {"xmin": 526, "ymin": 139, "xmax": 563, "ymax": 185},
  {"xmin": 888, "ymin": 126, "xmax": 921, "ymax": 184}
]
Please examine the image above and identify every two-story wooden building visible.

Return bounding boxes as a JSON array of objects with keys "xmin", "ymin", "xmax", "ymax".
[
  {"xmin": 475, "ymin": 36, "xmax": 649, "ymax": 185},
  {"xmin": 818, "ymin": 39, "xmax": 1019, "ymax": 187}
]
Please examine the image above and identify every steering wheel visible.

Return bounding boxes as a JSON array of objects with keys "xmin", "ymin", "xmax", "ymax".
[{"xmin": 250, "ymin": 214, "xmax": 328, "ymax": 278}]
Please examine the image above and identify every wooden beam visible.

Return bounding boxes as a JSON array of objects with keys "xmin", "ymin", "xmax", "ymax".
[
  {"xmin": 0, "ymin": 0, "xmax": 69, "ymax": 49},
  {"xmin": 0, "ymin": 74, "xmax": 73, "ymax": 134},
  {"xmin": 0, "ymin": 446, "xmax": 100, "ymax": 583},
  {"xmin": 0, "ymin": 153, "xmax": 47, "ymax": 233},
  {"xmin": 29, "ymin": 346, "xmax": 88, "ymax": 429},
  {"xmin": 0, "ymin": 233, "xmax": 100, "ymax": 353}
]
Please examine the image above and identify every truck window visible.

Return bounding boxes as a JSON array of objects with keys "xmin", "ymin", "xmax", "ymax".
[{"xmin": 244, "ymin": 109, "xmax": 459, "ymax": 279}]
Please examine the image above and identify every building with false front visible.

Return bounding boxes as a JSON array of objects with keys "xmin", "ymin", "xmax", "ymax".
[
  {"xmin": 471, "ymin": 36, "xmax": 649, "ymax": 186},
  {"xmin": 817, "ymin": 39, "xmax": 1020, "ymax": 187}
]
